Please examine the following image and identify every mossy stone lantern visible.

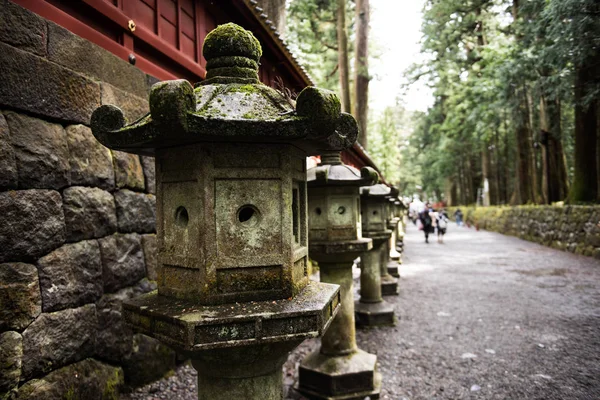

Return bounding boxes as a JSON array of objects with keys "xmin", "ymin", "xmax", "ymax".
[
  {"xmin": 396, "ymin": 200, "xmax": 407, "ymax": 255},
  {"xmin": 385, "ymin": 188, "xmax": 402, "ymax": 280},
  {"xmin": 297, "ymin": 152, "xmax": 381, "ymax": 399},
  {"xmin": 90, "ymin": 23, "xmax": 359, "ymax": 400},
  {"xmin": 388, "ymin": 199, "xmax": 403, "ymax": 277},
  {"xmin": 355, "ymin": 184, "xmax": 396, "ymax": 326}
]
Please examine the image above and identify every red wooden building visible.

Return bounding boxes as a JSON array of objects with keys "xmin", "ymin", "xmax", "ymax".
[{"xmin": 14, "ymin": 0, "xmax": 381, "ymax": 173}]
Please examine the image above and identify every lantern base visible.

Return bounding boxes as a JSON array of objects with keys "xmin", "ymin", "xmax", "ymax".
[
  {"xmin": 381, "ymin": 274, "xmax": 399, "ymax": 296},
  {"xmin": 354, "ymin": 300, "xmax": 395, "ymax": 327},
  {"xmin": 192, "ymin": 341, "xmax": 302, "ymax": 400},
  {"xmin": 296, "ymin": 349, "xmax": 381, "ymax": 400},
  {"xmin": 122, "ymin": 281, "xmax": 340, "ymax": 353},
  {"xmin": 387, "ymin": 260, "xmax": 400, "ymax": 278}
]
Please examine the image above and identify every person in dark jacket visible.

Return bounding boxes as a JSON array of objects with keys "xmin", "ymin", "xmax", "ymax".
[
  {"xmin": 418, "ymin": 203, "xmax": 435, "ymax": 243},
  {"xmin": 454, "ymin": 208, "xmax": 464, "ymax": 226}
]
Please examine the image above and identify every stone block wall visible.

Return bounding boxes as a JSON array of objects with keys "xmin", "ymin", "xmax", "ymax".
[
  {"xmin": 448, "ymin": 205, "xmax": 600, "ymax": 258},
  {"xmin": 0, "ymin": 2, "xmax": 175, "ymax": 398}
]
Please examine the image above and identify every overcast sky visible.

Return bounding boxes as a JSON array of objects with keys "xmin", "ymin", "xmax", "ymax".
[{"xmin": 369, "ymin": 0, "xmax": 432, "ymax": 113}]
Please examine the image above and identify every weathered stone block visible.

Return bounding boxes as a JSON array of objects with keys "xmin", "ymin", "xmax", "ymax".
[
  {"xmin": 0, "ymin": 112, "xmax": 17, "ymax": 189},
  {"xmin": 66, "ymin": 124, "xmax": 115, "ymax": 189},
  {"xmin": 0, "ymin": 263, "xmax": 41, "ymax": 331},
  {"xmin": 142, "ymin": 234, "xmax": 158, "ymax": 281},
  {"xmin": 95, "ymin": 292, "xmax": 133, "ymax": 363},
  {"xmin": 0, "ymin": 331, "xmax": 22, "ymax": 396},
  {"xmin": 15, "ymin": 358, "xmax": 124, "ymax": 400},
  {"xmin": 101, "ymin": 82, "xmax": 149, "ymax": 122},
  {"xmin": 0, "ymin": 41, "xmax": 101, "ymax": 124},
  {"xmin": 298, "ymin": 349, "xmax": 380, "ymax": 399},
  {"xmin": 62, "ymin": 186, "xmax": 117, "ymax": 242},
  {"xmin": 112, "ymin": 151, "xmax": 145, "ymax": 190},
  {"xmin": 114, "ymin": 190, "xmax": 156, "ymax": 233},
  {"xmin": 21, "ymin": 304, "xmax": 96, "ymax": 380},
  {"xmin": 141, "ymin": 156, "xmax": 156, "ymax": 194},
  {"xmin": 0, "ymin": 190, "xmax": 65, "ymax": 263},
  {"xmin": 48, "ymin": 21, "xmax": 148, "ymax": 98},
  {"xmin": 122, "ymin": 334, "xmax": 176, "ymax": 388},
  {"xmin": 37, "ymin": 240, "xmax": 104, "ymax": 312},
  {"xmin": 95, "ymin": 279, "xmax": 156, "ymax": 364},
  {"xmin": 0, "ymin": 0, "xmax": 47, "ymax": 56},
  {"xmin": 5, "ymin": 112, "xmax": 70, "ymax": 189},
  {"xmin": 98, "ymin": 233, "xmax": 146, "ymax": 293}
]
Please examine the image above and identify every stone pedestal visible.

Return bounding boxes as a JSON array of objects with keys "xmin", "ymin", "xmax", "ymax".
[
  {"xmin": 297, "ymin": 258, "xmax": 381, "ymax": 400},
  {"xmin": 297, "ymin": 152, "xmax": 380, "ymax": 399},
  {"xmin": 355, "ymin": 234, "xmax": 395, "ymax": 327},
  {"xmin": 380, "ymin": 239, "xmax": 399, "ymax": 296},
  {"xmin": 387, "ymin": 217, "xmax": 401, "ymax": 278},
  {"xmin": 193, "ymin": 343, "xmax": 301, "ymax": 400}
]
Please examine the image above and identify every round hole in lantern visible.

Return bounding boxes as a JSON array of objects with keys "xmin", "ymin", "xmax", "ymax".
[
  {"xmin": 337, "ymin": 206, "xmax": 346, "ymax": 215},
  {"xmin": 175, "ymin": 206, "xmax": 189, "ymax": 227},
  {"xmin": 237, "ymin": 205, "xmax": 260, "ymax": 226},
  {"xmin": 315, "ymin": 207, "xmax": 322, "ymax": 216}
]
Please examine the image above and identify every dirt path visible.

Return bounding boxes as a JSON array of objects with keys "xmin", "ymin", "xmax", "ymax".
[{"xmin": 126, "ymin": 222, "xmax": 600, "ymax": 400}]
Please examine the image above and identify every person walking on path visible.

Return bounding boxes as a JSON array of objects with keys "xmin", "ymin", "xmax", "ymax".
[
  {"xmin": 454, "ymin": 208, "xmax": 463, "ymax": 227},
  {"xmin": 418, "ymin": 203, "xmax": 435, "ymax": 243},
  {"xmin": 437, "ymin": 209, "xmax": 449, "ymax": 243}
]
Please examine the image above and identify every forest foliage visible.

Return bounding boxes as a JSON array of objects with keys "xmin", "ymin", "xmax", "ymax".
[
  {"xmin": 286, "ymin": 0, "xmax": 600, "ymax": 205},
  {"xmin": 407, "ymin": 0, "xmax": 600, "ymax": 205}
]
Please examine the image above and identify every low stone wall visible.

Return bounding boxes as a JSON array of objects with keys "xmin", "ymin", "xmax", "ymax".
[
  {"xmin": 448, "ymin": 205, "xmax": 600, "ymax": 258},
  {"xmin": 0, "ymin": 2, "xmax": 175, "ymax": 399}
]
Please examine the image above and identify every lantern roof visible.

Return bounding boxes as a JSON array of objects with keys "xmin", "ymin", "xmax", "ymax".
[
  {"xmin": 307, "ymin": 152, "xmax": 378, "ymax": 187},
  {"xmin": 360, "ymin": 183, "xmax": 392, "ymax": 198},
  {"xmin": 90, "ymin": 23, "xmax": 357, "ymax": 156}
]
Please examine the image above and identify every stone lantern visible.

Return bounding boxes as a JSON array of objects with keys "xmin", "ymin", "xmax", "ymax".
[
  {"xmin": 378, "ymin": 193, "xmax": 399, "ymax": 296},
  {"xmin": 296, "ymin": 152, "xmax": 380, "ymax": 399},
  {"xmin": 394, "ymin": 199, "xmax": 407, "ymax": 262},
  {"xmin": 90, "ymin": 23, "xmax": 359, "ymax": 400},
  {"xmin": 388, "ymin": 199, "xmax": 403, "ymax": 274},
  {"xmin": 355, "ymin": 184, "xmax": 396, "ymax": 326},
  {"xmin": 386, "ymin": 193, "xmax": 402, "ymax": 279}
]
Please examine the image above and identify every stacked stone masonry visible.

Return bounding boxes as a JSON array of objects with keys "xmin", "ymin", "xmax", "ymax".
[
  {"xmin": 0, "ymin": 2, "xmax": 175, "ymax": 398},
  {"xmin": 449, "ymin": 205, "xmax": 600, "ymax": 259}
]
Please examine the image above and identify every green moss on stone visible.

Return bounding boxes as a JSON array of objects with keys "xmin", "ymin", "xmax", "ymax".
[
  {"xmin": 203, "ymin": 23, "xmax": 262, "ymax": 62},
  {"xmin": 102, "ymin": 368, "xmax": 122, "ymax": 400},
  {"xmin": 296, "ymin": 87, "xmax": 341, "ymax": 120},
  {"xmin": 230, "ymin": 84, "xmax": 262, "ymax": 94}
]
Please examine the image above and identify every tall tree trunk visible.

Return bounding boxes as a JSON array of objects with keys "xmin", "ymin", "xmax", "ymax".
[
  {"xmin": 353, "ymin": 0, "xmax": 370, "ymax": 149},
  {"xmin": 458, "ymin": 161, "xmax": 467, "ymax": 206},
  {"xmin": 336, "ymin": 0, "xmax": 351, "ymax": 113},
  {"xmin": 511, "ymin": 1, "xmax": 538, "ymax": 204},
  {"xmin": 512, "ymin": 85, "xmax": 538, "ymax": 205},
  {"xmin": 514, "ymin": 110, "xmax": 534, "ymax": 204},
  {"xmin": 466, "ymin": 157, "xmax": 475, "ymax": 204},
  {"xmin": 450, "ymin": 179, "xmax": 458, "ymax": 207},
  {"xmin": 481, "ymin": 143, "xmax": 491, "ymax": 206},
  {"xmin": 443, "ymin": 177, "xmax": 452, "ymax": 206},
  {"xmin": 526, "ymin": 89, "xmax": 542, "ymax": 203},
  {"xmin": 570, "ymin": 63, "xmax": 599, "ymax": 202},
  {"xmin": 503, "ymin": 113, "xmax": 511, "ymax": 204},
  {"xmin": 493, "ymin": 128, "xmax": 501, "ymax": 204},
  {"xmin": 540, "ymin": 95, "xmax": 569, "ymax": 203}
]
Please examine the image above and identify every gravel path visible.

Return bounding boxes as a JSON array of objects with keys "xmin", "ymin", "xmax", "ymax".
[{"xmin": 124, "ymin": 223, "xmax": 600, "ymax": 400}]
